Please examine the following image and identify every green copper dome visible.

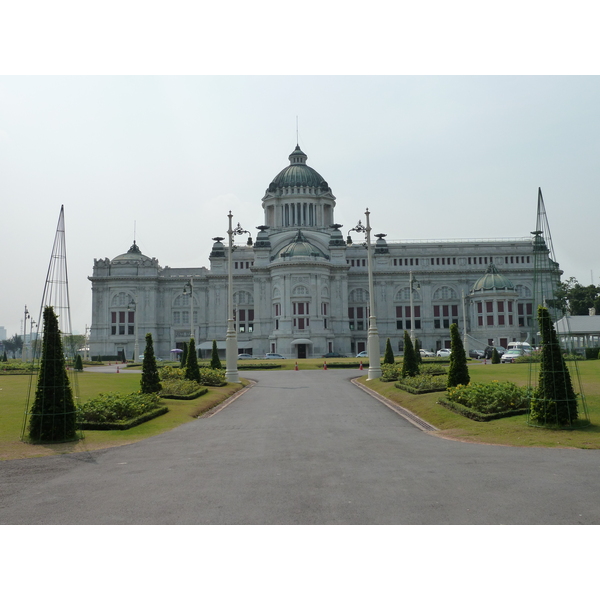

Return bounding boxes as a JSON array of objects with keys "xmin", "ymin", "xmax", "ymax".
[
  {"xmin": 471, "ymin": 263, "xmax": 515, "ymax": 293},
  {"xmin": 267, "ymin": 145, "xmax": 331, "ymax": 193},
  {"xmin": 276, "ymin": 230, "xmax": 329, "ymax": 260}
]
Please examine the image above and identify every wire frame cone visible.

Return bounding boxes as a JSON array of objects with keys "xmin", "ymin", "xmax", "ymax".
[
  {"xmin": 22, "ymin": 206, "xmax": 82, "ymax": 442},
  {"xmin": 527, "ymin": 189, "xmax": 590, "ymax": 428}
]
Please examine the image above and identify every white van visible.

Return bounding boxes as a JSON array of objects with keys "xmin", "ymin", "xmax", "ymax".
[{"xmin": 507, "ymin": 342, "xmax": 532, "ymax": 354}]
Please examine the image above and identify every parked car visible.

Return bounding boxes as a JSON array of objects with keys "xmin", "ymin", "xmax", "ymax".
[
  {"xmin": 436, "ymin": 348, "xmax": 452, "ymax": 357},
  {"xmin": 484, "ymin": 346, "xmax": 506, "ymax": 359},
  {"xmin": 322, "ymin": 352, "xmax": 345, "ymax": 358},
  {"xmin": 265, "ymin": 353, "xmax": 285, "ymax": 359},
  {"xmin": 419, "ymin": 349, "xmax": 435, "ymax": 357},
  {"xmin": 237, "ymin": 353, "xmax": 253, "ymax": 360},
  {"xmin": 501, "ymin": 350, "xmax": 524, "ymax": 363},
  {"xmin": 356, "ymin": 351, "xmax": 368, "ymax": 358},
  {"xmin": 469, "ymin": 349, "xmax": 485, "ymax": 359}
]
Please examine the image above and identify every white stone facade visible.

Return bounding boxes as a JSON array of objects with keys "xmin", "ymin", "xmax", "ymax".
[{"xmin": 88, "ymin": 146, "xmax": 557, "ymax": 360}]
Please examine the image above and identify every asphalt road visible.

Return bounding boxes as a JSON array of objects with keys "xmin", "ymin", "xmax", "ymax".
[{"xmin": 1, "ymin": 369, "xmax": 599, "ymax": 524}]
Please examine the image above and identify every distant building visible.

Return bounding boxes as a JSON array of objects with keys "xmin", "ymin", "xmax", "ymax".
[
  {"xmin": 89, "ymin": 145, "xmax": 558, "ymax": 360},
  {"xmin": 0, "ymin": 326, "xmax": 6, "ymax": 341}
]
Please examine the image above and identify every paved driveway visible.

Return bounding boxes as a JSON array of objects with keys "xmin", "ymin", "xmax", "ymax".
[{"xmin": 1, "ymin": 370, "xmax": 599, "ymax": 524}]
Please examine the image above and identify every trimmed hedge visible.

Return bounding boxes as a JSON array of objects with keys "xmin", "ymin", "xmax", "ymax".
[
  {"xmin": 79, "ymin": 406, "xmax": 169, "ymax": 430},
  {"xmin": 160, "ymin": 388, "xmax": 208, "ymax": 400},
  {"xmin": 437, "ymin": 398, "xmax": 528, "ymax": 422},
  {"xmin": 325, "ymin": 362, "xmax": 368, "ymax": 369},
  {"xmin": 396, "ymin": 382, "xmax": 447, "ymax": 394}
]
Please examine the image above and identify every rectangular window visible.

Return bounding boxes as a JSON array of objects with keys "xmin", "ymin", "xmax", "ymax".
[
  {"xmin": 478, "ymin": 316, "xmax": 483, "ymax": 326},
  {"xmin": 357, "ymin": 307, "xmax": 364, "ymax": 319},
  {"xmin": 128, "ymin": 312, "xmax": 135, "ymax": 323},
  {"xmin": 508, "ymin": 301, "xmax": 513, "ymax": 312},
  {"xmin": 396, "ymin": 306, "xmax": 403, "ymax": 318},
  {"xmin": 497, "ymin": 301, "xmax": 504, "ymax": 313},
  {"xmin": 275, "ymin": 319, "xmax": 279, "ymax": 330},
  {"xmin": 111, "ymin": 312, "xmax": 117, "ymax": 323},
  {"xmin": 356, "ymin": 321, "xmax": 364, "ymax": 330},
  {"xmin": 526, "ymin": 303, "xmax": 533, "ymax": 315},
  {"xmin": 182, "ymin": 311, "xmax": 189, "ymax": 324},
  {"xmin": 477, "ymin": 302, "xmax": 482, "ymax": 313},
  {"xmin": 434, "ymin": 319, "xmax": 441, "ymax": 329},
  {"xmin": 451, "ymin": 305, "xmax": 458, "ymax": 317},
  {"xmin": 111, "ymin": 326, "xmax": 117, "ymax": 335},
  {"xmin": 405, "ymin": 306, "xmax": 411, "ymax": 318},
  {"xmin": 443, "ymin": 305, "xmax": 449, "ymax": 317},
  {"xmin": 119, "ymin": 311, "xmax": 125, "ymax": 323},
  {"xmin": 348, "ymin": 307, "xmax": 354, "ymax": 319},
  {"xmin": 487, "ymin": 315, "xmax": 494, "ymax": 326},
  {"xmin": 414, "ymin": 319, "xmax": 421, "ymax": 329},
  {"xmin": 498, "ymin": 315, "xmax": 505, "ymax": 326},
  {"xmin": 509, "ymin": 315, "xmax": 513, "ymax": 325},
  {"xmin": 128, "ymin": 325, "xmax": 134, "ymax": 335},
  {"xmin": 396, "ymin": 320, "xmax": 403, "ymax": 330},
  {"xmin": 239, "ymin": 309, "xmax": 246, "ymax": 322},
  {"xmin": 443, "ymin": 319, "xmax": 450, "ymax": 328},
  {"xmin": 434, "ymin": 306, "xmax": 440, "ymax": 317},
  {"xmin": 119, "ymin": 325, "xmax": 125, "ymax": 335}
]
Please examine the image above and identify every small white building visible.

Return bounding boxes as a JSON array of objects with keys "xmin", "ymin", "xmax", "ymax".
[{"xmin": 89, "ymin": 145, "xmax": 558, "ymax": 360}]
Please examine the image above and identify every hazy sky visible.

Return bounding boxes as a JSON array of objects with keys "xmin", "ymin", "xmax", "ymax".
[{"xmin": 1, "ymin": 75, "xmax": 599, "ymax": 337}]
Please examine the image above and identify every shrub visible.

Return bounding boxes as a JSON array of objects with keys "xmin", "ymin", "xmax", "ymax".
[
  {"xmin": 159, "ymin": 379, "xmax": 205, "ymax": 398},
  {"xmin": 447, "ymin": 323, "xmax": 470, "ymax": 388},
  {"xmin": 585, "ymin": 348, "xmax": 600, "ymax": 360},
  {"xmin": 141, "ymin": 333, "xmax": 162, "ymax": 394},
  {"xmin": 78, "ymin": 392, "xmax": 161, "ymax": 424},
  {"xmin": 28, "ymin": 306, "xmax": 77, "ymax": 442},
  {"xmin": 381, "ymin": 363, "xmax": 401, "ymax": 381},
  {"xmin": 199, "ymin": 367, "xmax": 226, "ymax": 386},
  {"xmin": 492, "ymin": 348, "xmax": 501, "ymax": 364},
  {"xmin": 446, "ymin": 381, "xmax": 529, "ymax": 415},
  {"xmin": 401, "ymin": 331, "xmax": 419, "ymax": 378},
  {"xmin": 395, "ymin": 373, "xmax": 447, "ymax": 393},
  {"xmin": 383, "ymin": 338, "xmax": 395, "ymax": 365},
  {"xmin": 185, "ymin": 337, "xmax": 201, "ymax": 382},
  {"xmin": 160, "ymin": 365, "xmax": 186, "ymax": 380},
  {"xmin": 74, "ymin": 355, "xmax": 84, "ymax": 372},
  {"xmin": 211, "ymin": 340, "xmax": 222, "ymax": 369},
  {"xmin": 419, "ymin": 364, "xmax": 447, "ymax": 376}
]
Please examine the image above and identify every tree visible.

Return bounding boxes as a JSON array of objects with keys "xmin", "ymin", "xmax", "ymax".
[
  {"xmin": 180, "ymin": 342, "xmax": 188, "ymax": 367},
  {"xmin": 383, "ymin": 338, "xmax": 395, "ymax": 364},
  {"xmin": 530, "ymin": 305, "xmax": 578, "ymax": 426},
  {"xmin": 211, "ymin": 339, "xmax": 222, "ymax": 369},
  {"xmin": 185, "ymin": 337, "xmax": 201, "ymax": 383},
  {"xmin": 74, "ymin": 354, "xmax": 84, "ymax": 372},
  {"xmin": 141, "ymin": 333, "xmax": 162, "ymax": 393},
  {"xmin": 3, "ymin": 334, "xmax": 23, "ymax": 359},
  {"xmin": 401, "ymin": 330, "xmax": 419, "ymax": 378},
  {"xmin": 414, "ymin": 338, "xmax": 422, "ymax": 364},
  {"xmin": 2, "ymin": 350, "xmax": 7, "ymax": 362},
  {"xmin": 447, "ymin": 323, "xmax": 470, "ymax": 388},
  {"xmin": 62, "ymin": 334, "xmax": 87, "ymax": 358},
  {"xmin": 491, "ymin": 348, "xmax": 501, "ymax": 364},
  {"xmin": 28, "ymin": 306, "xmax": 77, "ymax": 442}
]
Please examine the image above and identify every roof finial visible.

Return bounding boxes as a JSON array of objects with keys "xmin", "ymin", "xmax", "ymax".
[{"xmin": 296, "ymin": 116, "xmax": 299, "ymax": 146}]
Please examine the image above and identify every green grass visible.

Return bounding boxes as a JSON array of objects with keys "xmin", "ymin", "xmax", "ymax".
[
  {"xmin": 0, "ymin": 371, "xmax": 245, "ymax": 460},
  {"xmin": 362, "ymin": 360, "xmax": 600, "ymax": 449}
]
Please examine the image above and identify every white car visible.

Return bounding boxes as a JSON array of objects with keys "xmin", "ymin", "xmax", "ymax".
[
  {"xmin": 419, "ymin": 349, "xmax": 435, "ymax": 357},
  {"xmin": 436, "ymin": 348, "xmax": 452, "ymax": 357}
]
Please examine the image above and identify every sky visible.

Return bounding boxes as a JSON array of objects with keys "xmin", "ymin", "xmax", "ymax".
[{"xmin": 2, "ymin": 75, "xmax": 599, "ymax": 338}]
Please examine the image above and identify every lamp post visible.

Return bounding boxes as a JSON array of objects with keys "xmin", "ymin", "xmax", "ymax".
[
  {"xmin": 128, "ymin": 295, "xmax": 140, "ymax": 361},
  {"xmin": 183, "ymin": 276, "xmax": 196, "ymax": 343},
  {"xmin": 409, "ymin": 271, "xmax": 420, "ymax": 344},
  {"xmin": 349, "ymin": 209, "xmax": 382, "ymax": 380},
  {"xmin": 23, "ymin": 305, "xmax": 30, "ymax": 361},
  {"xmin": 225, "ymin": 212, "xmax": 252, "ymax": 383}
]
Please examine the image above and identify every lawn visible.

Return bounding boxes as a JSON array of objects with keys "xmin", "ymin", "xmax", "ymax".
[
  {"xmin": 0, "ymin": 371, "xmax": 246, "ymax": 460},
  {"xmin": 361, "ymin": 359, "xmax": 600, "ymax": 449}
]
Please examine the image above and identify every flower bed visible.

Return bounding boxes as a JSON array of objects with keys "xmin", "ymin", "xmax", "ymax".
[
  {"xmin": 158, "ymin": 378, "xmax": 208, "ymax": 400},
  {"xmin": 77, "ymin": 392, "xmax": 168, "ymax": 430},
  {"xmin": 440, "ymin": 381, "xmax": 530, "ymax": 420},
  {"xmin": 395, "ymin": 373, "xmax": 447, "ymax": 394}
]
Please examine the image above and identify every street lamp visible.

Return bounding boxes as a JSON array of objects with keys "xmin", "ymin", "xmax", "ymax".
[
  {"xmin": 349, "ymin": 209, "xmax": 382, "ymax": 380},
  {"xmin": 23, "ymin": 305, "xmax": 30, "ymax": 361},
  {"xmin": 128, "ymin": 296, "xmax": 140, "ymax": 361},
  {"xmin": 409, "ymin": 271, "xmax": 420, "ymax": 343},
  {"xmin": 225, "ymin": 212, "xmax": 252, "ymax": 383},
  {"xmin": 182, "ymin": 277, "xmax": 196, "ymax": 343}
]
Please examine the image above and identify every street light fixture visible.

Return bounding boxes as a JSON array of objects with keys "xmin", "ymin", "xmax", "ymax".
[
  {"xmin": 348, "ymin": 209, "xmax": 382, "ymax": 380},
  {"xmin": 409, "ymin": 271, "xmax": 420, "ymax": 344},
  {"xmin": 128, "ymin": 296, "xmax": 140, "ymax": 361},
  {"xmin": 225, "ymin": 212, "xmax": 252, "ymax": 383}
]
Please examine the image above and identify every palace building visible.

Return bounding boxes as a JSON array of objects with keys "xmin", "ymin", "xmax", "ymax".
[{"xmin": 88, "ymin": 145, "xmax": 558, "ymax": 360}]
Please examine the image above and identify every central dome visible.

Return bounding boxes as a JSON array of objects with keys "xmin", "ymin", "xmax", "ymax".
[
  {"xmin": 471, "ymin": 263, "xmax": 515, "ymax": 293},
  {"xmin": 267, "ymin": 145, "xmax": 330, "ymax": 193}
]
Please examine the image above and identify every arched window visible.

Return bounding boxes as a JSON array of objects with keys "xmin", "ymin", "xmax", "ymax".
[
  {"xmin": 292, "ymin": 285, "xmax": 309, "ymax": 297},
  {"xmin": 433, "ymin": 286, "xmax": 458, "ymax": 301},
  {"xmin": 348, "ymin": 288, "xmax": 370, "ymax": 331}
]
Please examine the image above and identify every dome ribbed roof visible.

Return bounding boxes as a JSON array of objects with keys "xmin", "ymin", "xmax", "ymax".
[
  {"xmin": 112, "ymin": 241, "xmax": 150, "ymax": 262},
  {"xmin": 471, "ymin": 263, "xmax": 515, "ymax": 292},
  {"xmin": 267, "ymin": 145, "xmax": 330, "ymax": 193},
  {"xmin": 277, "ymin": 230, "xmax": 329, "ymax": 260}
]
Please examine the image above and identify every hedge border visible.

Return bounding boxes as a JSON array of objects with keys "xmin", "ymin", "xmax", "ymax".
[
  {"xmin": 78, "ymin": 406, "xmax": 169, "ymax": 430},
  {"xmin": 159, "ymin": 388, "xmax": 208, "ymax": 400},
  {"xmin": 395, "ymin": 382, "xmax": 447, "ymax": 395},
  {"xmin": 437, "ymin": 398, "xmax": 528, "ymax": 422}
]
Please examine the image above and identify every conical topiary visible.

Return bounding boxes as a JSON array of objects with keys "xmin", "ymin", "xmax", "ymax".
[
  {"xmin": 185, "ymin": 337, "xmax": 201, "ymax": 383},
  {"xmin": 492, "ymin": 347, "xmax": 500, "ymax": 364},
  {"xmin": 447, "ymin": 323, "xmax": 470, "ymax": 388},
  {"xmin": 28, "ymin": 306, "xmax": 77, "ymax": 442},
  {"xmin": 414, "ymin": 338, "xmax": 422, "ymax": 364},
  {"xmin": 530, "ymin": 305, "xmax": 578, "ymax": 426},
  {"xmin": 211, "ymin": 339, "xmax": 222, "ymax": 369},
  {"xmin": 383, "ymin": 338, "xmax": 395, "ymax": 364},
  {"xmin": 401, "ymin": 330, "xmax": 419, "ymax": 378},
  {"xmin": 141, "ymin": 333, "xmax": 162, "ymax": 393},
  {"xmin": 74, "ymin": 354, "xmax": 84, "ymax": 372}
]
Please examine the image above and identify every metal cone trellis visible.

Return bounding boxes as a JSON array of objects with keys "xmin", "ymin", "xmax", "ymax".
[
  {"xmin": 527, "ymin": 189, "xmax": 590, "ymax": 428},
  {"xmin": 22, "ymin": 206, "xmax": 82, "ymax": 442}
]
